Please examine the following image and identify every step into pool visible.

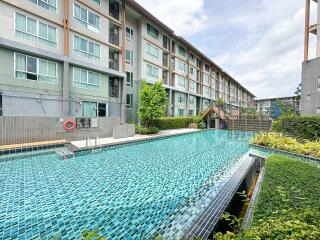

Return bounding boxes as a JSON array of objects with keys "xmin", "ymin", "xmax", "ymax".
[{"xmin": 0, "ymin": 130, "xmax": 256, "ymax": 240}]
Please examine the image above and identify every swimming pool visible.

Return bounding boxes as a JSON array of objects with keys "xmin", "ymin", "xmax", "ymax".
[{"xmin": 0, "ymin": 130, "xmax": 256, "ymax": 240}]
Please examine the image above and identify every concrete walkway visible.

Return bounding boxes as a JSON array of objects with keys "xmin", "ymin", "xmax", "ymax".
[{"xmin": 71, "ymin": 128, "xmax": 199, "ymax": 149}]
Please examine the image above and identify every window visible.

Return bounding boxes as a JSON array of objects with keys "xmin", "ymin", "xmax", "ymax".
[
  {"xmin": 163, "ymin": 35, "xmax": 168, "ymax": 49},
  {"xmin": 126, "ymin": 94, "xmax": 133, "ymax": 108},
  {"xmin": 126, "ymin": 27, "xmax": 133, "ymax": 43},
  {"xmin": 73, "ymin": 67, "xmax": 100, "ymax": 90},
  {"xmin": 82, "ymin": 101, "xmax": 97, "ymax": 118},
  {"xmin": 178, "ymin": 94, "xmax": 185, "ymax": 103},
  {"xmin": 178, "ymin": 46, "xmax": 185, "ymax": 57},
  {"xmin": 73, "ymin": 35, "xmax": 100, "ymax": 61},
  {"xmin": 146, "ymin": 43, "xmax": 159, "ymax": 59},
  {"xmin": 92, "ymin": 0, "xmax": 100, "ymax": 4},
  {"xmin": 177, "ymin": 76, "xmax": 186, "ymax": 88},
  {"xmin": 204, "ymin": 86, "xmax": 209, "ymax": 96},
  {"xmin": 203, "ymin": 74, "xmax": 210, "ymax": 85},
  {"xmin": 190, "ymin": 53, "xmax": 195, "ymax": 63},
  {"xmin": 0, "ymin": 92, "xmax": 2, "ymax": 116},
  {"xmin": 178, "ymin": 109, "xmax": 185, "ymax": 116},
  {"xmin": 15, "ymin": 53, "xmax": 58, "ymax": 84},
  {"xmin": 147, "ymin": 23, "xmax": 159, "ymax": 39},
  {"xmin": 73, "ymin": 3, "xmax": 100, "ymax": 32},
  {"xmin": 177, "ymin": 60, "xmax": 186, "ymax": 74},
  {"xmin": 189, "ymin": 81, "xmax": 196, "ymax": 92},
  {"xmin": 126, "ymin": 72, "xmax": 133, "ymax": 87},
  {"xmin": 189, "ymin": 96, "xmax": 196, "ymax": 104},
  {"xmin": 109, "ymin": 77, "xmax": 120, "ymax": 98},
  {"xmin": 205, "ymin": 64, "xmax": 209, "ymax": 72},
  {"xmin": 146, "ymin": 64, "xmax": 158, "ymax": 78},
  {"xmin": 317, "ymin": 107, "xmax": 320, "ymax": 114},
  {"xmin": 27, "ymin": 0, "xmax": 57, "ymax": 13},
  {"xmin": 15, "ymin": 13, "xmax": 57, "ymax": 48},
  {"xmin": 98, "ymin": 103, "xmax": 106, "ymax": 117},
  {"xmin": 125, "ymin": 49, "xmax": 133, "ymax": 65},
  {"xmin": 109, "ymin": 0, "xmax": 120, "ymax": 20},
  {"xmin": 189, "ymin": 110, "xmax": 194, "ymax": 116}
]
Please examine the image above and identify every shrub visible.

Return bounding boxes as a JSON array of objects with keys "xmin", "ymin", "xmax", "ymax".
[
  {"xmin": 154, "ymin": 116, "xmax": 204, "ymax": 130},
  {"xmin": 215, "ymin": 155, "xmax": 320, "ymax": 239},
  {"xmin": 135, "ymin": 125, "xmax": 159, "ymax": 135},
  {"xmin": 272, "ymin": 116, "xmax": 320, "ymax": 141},
  {"xmin": 251, "ymin": 132, "xmax": 320, "ymax": 158}
]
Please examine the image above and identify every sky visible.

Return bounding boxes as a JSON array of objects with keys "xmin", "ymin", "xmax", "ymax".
[{"xmin": 136, "ymin": 0, "xmax": 318, "ymax": 99}]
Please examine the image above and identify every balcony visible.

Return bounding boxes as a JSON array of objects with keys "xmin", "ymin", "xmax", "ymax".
[
  {"xmin": 109, "ymin": 23, "xmax": 120, "ymax": 46},
  {"xmin": 109, "ymin": 0, "xmax": 120, "ymax": 20},
  {"xmin": 109, "ymin": 50, "xmax": 119, "ymax": 71}
]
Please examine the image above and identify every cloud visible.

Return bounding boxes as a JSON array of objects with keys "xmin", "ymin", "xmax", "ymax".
[
  {"xmin": 135, "ymin": 0, "xmax": 207, "ymax": 36},
  {"xmin": 214, "ymin": 2, "xmax": 318, "ymax": 98}
]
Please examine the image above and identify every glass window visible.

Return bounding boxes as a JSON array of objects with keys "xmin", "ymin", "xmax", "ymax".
[
  {"xmin": 178, "ymin": 46, "xmax": 186, "ymax": 57},
  {"xmin": 73, "ymin": 3, "xmax": 100, "ymax": 32},
  {"xmin": 178, "ymin": 60, "xmax": 186, "ymax": 74},
  {"xmin": 178, "ymin": 109, "xmax": 185, "ymax": 116},
  {"xmin": 73, "ymin": 67, "xmax": 100, "ymax": 90},
  {"xmin": 163, "ymin": 35, "xmax": 168, "ymax": 49},
  {"xmin": 189, "ymin": 96, "xmax": 196, "ymax": 104},
  {"xmin": 15, "ymin": 52, "xmax": 58, "ymax": 83},
  {"xmin": 177, "ymin": 76, "xmax": 185, "ymax": 88},
  {"xmin": 178, "ymin": 94, "xmax": 185, "ymax": 103},
  {"xmin": 147, "ymin": 23, "xmax": 159, "ymax": 39},
  {"xmin": 125, "ymin": 49, "xmax": 133, "ymax": 65},
  {"xmin": 126, "ymin": 27, "xmax": 133, "ymax": 43},
  {"xmin": 126, "ymin": 94, "xmax": 133, "ymax": 108},
  {"xmin": 74, "ymin": 35, "xmax": 100, "ymax": 61},
  {"xmin": 92, "ymin": 0, "xmax": 100, "ymax": 4},
  {"xmin": 27, "ymin": 0, "xmax": 57, "ymax": 13},
  {"xmin": 98, "ymin": 103, "xmax": 106, "ymax": 117},
  {"xmin": 15, "ymin": 12, "xmax": 57, "ymax": 48},
  {"xmin": 189, "ymin": 110, "xmax": 194, "ymax": 116},
  {"xmin": 189, "ymin": 81, "xmax": 196, "ymax": 92},
  {"xmin": 205, "ymin": 64, "xmax": 210, "ymax": 71},
  {"xmin": 146, "ymin": 64, "xmax": 158, "ymax": 78},
  {"xmin": 109, "ymin": 77, "xmax": 120, "ymax": 98},
  {"xmin": 126, "ymin": 72, "xmax": 133, "ymax": 87},
  {"xmin": 146, "ymin": 43, "xmax": 159, "ymax": 59}
]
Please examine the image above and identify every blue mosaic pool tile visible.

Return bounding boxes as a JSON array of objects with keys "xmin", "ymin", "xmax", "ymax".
[{"xmin": 0, "ymin": 130, "xmax": 255, "ymax": 239}]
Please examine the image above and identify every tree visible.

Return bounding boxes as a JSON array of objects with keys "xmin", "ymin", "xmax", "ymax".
[
  {"xmin": 137, "ymin": 80, "xmax": 168, "ymax": 127},
  {"xmin": 216, "ymin": 98, "xmax": 224, "ymax": 108}
]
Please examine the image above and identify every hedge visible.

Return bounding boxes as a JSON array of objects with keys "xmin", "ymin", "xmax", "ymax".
[
  {"xmin": 252, "ymin": 155, "xmax": 320, "ymax": 222},
  {"xmin": 272, "ymin": 116, "xmax": 320, "ymax": 141},
  {"xmin": 154, "ymin": 116, "xmax": 204, "ymax": 130},
  {"xmin": 135, "ymin": 126, "xmax": 159, "ymax": 135}
]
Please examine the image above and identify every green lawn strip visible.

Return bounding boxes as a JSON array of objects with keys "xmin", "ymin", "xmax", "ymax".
[{"xmin": 252, "ymin": 154, "xmax": 320, "ymax": 224}]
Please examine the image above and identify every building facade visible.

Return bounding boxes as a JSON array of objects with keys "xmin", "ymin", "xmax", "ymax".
[
  {"xmin": 255, "ymin": 96, "xmax": 301, "ymax": 117},
  {"xmin": 0, "ymin": 0, "xmax": 255, "ymax": 123},
  {"xmin": 302, "ymin": 0, "xmax": 320, "ymax": 115}
]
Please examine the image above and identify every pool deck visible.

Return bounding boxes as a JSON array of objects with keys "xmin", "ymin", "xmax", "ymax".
[{"xmin": 71, "ymin": 128, "xmax": 199, "ymax": 149}]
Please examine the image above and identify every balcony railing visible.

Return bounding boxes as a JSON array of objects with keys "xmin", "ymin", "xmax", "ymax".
[{"xmin": 109, "ymin": 59, "xmax": 119, "ymax": 71}]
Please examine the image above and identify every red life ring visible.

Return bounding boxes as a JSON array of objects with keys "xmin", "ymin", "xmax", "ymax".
[{"xmin": 64, "ymin": 119, "xmax": 76, "ymax": 131}]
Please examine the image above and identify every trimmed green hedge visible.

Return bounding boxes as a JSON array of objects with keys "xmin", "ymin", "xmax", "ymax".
[
  {"xmin": 154, "ymin": 116, "xmax": 204, "ymax": 130},
  {"xmin": 272, "ymin": 116, "xmax": 320, "ymax": 141},
  {"xmin": 135, "ymin": 126, "xmax": 159, "ymax": 135}
]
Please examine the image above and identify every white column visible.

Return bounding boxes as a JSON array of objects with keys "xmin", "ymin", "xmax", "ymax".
[{"xmin": 317, "ymin": 2, "xmax": 320, "ymax": 58}]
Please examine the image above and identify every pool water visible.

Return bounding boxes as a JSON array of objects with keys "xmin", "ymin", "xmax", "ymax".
[{"xmin": 0, "ymin": 130, "xmax": 255, "ymax": 240}]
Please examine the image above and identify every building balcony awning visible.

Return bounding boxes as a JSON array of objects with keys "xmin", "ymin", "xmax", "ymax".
[{"xmin": 309, "ymin": 24, "xmax": 317, "ymax": 35}]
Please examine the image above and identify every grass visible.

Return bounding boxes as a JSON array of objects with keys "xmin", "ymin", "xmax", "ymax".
[{"xmin": 252, "ymin": 155, "xmax": 320, "ymax": 223}]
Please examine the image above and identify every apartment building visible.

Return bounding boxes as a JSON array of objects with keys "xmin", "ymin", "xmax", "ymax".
[
  {"xmin": 0, "ymin": 0, "xmax": 255, "ymax": 123},
  {"xmin": 255, "ymin": 96, "xmax": 301, "ymax": 117},
  {"xmin": 302, "ymin": 0, "xmax": 320, "ymax": 115}
]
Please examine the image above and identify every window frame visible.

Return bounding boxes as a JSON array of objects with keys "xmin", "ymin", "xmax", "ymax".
[
  {"xmin": 73, "ymin": 67, "xmax": 101, "ymax": 90},
  {"xmin": 15, "ymin": 12, "xmax": 57, "ymax": 48},
  {"xmin": 146, "ymin": 43, "xmax": 159, "ymax": 60},
  {"xmin": 27, "ymin": 0, "xmax": 57, "ymax": 13},
  {"xmin": 146, "ymin": 64, "xmax": 159, "ymax": 78},
  {"xmin": 126, "ymin": 72, "xmax": 133, "ymax": 87},
  {"xmin": 14, "ymin": 52, "xmax": 58, "ymax": 84},
  {"xmin": 73, "ymin": 3, "xmax": 100, "ymax": 33},
  {"xmin": 73, "ymin": 35, "xmax": 101, "ymax": 61},
  {"xmin": 125, "ymin": 49, "xmax": 133, "ymax": 65},
  {"xmin": 126, "ymin": 94, "xmax": 133, "ymax": 109},
  {"xmin": 126, "ymin": 26, "xmax": 134, "ymax": 43},
  {"xmin": 147, "ymin": 23, "xmax": 159, "ymax": 39}
]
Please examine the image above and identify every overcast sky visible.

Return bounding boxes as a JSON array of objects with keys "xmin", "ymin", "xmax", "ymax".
[{"xmin": 136, "ymin": 0, "xmax": 318, "ymax": 99}]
